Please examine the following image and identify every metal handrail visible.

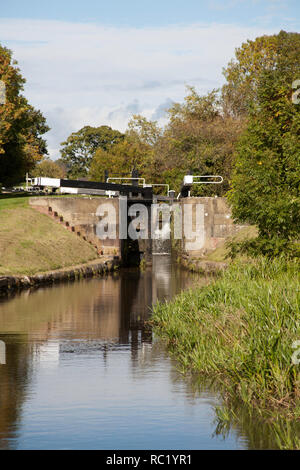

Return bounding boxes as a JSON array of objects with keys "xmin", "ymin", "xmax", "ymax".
[
  {"xmin": 192, "ymin": 175, "xmax": 223, "ymax": 184},
  {"xmin": 107, "ymin": 177, "xmax": 146, "ymax": 186}
]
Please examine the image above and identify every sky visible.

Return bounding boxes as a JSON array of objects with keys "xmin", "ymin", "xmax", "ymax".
[{"xmin": 1, "ymin": 0, "xmax": 299, "ymax": 159}]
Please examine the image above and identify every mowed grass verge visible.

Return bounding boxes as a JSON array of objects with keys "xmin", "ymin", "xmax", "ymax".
[{"xmin": 0, "ymin": 196, "xmax": 98, "ymax": 275}]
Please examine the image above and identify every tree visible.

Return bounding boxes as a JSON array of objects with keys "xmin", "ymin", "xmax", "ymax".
[
  {"xmin": 126, "ymin": 115, "xmax": 166, "ymax": 186},
  {"xmin": 168, "ymin": 86, "xmax": 220, "ymax": 122},
  {"xmin": 89, "ymin": 138, "xmax": 152, "ymax": 182},
  {"xmin": 221, "ymin": 30, "xmax": 300, "ymax": 118},
  {"xmin": 55, "ymin": 158, "xmax": 69, "ymax": 176},
  {"xmin": 0, "ymin": 44, "xmax": 49, "ymax": 186},
  {"xmin": 149, "ymin": 87, "xmax": 244, "ymax": 195},
  {"xmin": 60, "ymin": 125, "xmax": 124, "ymax": 179},
  {"xmin": 32, "ymin": 158, "xmax": 66, "ymax": 179},
  {"xmin": 228, "ymin": 32, "xmax": 300, "ymax": 257},
  {"xmin": 127, "ymin": 114, "xmax": 162, "ymax": 146}
]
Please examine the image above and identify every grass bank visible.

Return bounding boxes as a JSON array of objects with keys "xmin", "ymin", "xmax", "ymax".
[
  {"xmin": 175, "ymin": 226, "xmax": 258, "ymax": 273},
  {"xmin": 0, "ymin": 196, "xmax": 99, "ymax": 275},
  {"xmin": 152, "ymin": 257, "xmax": 300, "ymax": 447}
]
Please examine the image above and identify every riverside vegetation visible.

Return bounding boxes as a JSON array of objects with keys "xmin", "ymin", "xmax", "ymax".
[{"xmin": 151, "ymin": 258, "xmax": 300, "ymax": 449}]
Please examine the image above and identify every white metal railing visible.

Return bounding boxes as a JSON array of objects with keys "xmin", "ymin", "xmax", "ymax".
[
  {"xmin": 192, "ymin": 175, "xmax": 223, "ymax": 184},
  {"xmin": 180, "ymin": 174, "xmax": 224, "ymax": 198},
  {"xmin": 183, "ymin": 175, "xmax": 223, "ymax": 186},
  {"xmin": 107, "ymin": 178, "xmax": 171, "ymax": 196},
  {"xmin": 106, "ymin": 177, "xmax": 146, "ymax": 186}
]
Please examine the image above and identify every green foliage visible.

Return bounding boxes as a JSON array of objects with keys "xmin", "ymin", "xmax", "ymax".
[
  {"xmin": 0, "ymin": 44, "xmax": 49, "ymax": 186},
  {"xmin": 60, "ymin": 125, "xmax": 124, "ymax": 178},
  {"xmin": 127, "ymin": 114, "xmax": 162, "ymax": 146},
  {"xmin": 89, "ymin": 137, "xmax": 152, "ymax": 181},
  {"xmin": 0, "ymin": 204, "xmax": 98, "ymax": 275},
  {"xmin": 32, "ymin": 158, "xmax": 66, "ymax": 179},
  {"xmin": 122, "ymin": 87, "xmax": 244, "ymax": 195},
  {"xmin": 228, "ymin": 31, "xmax": 300, "ymax": 257},
  {"xmin": 222, "ymin": 30, "xmax": 300, "ymax": 118},
  {"xmin": 228, "ymin": 237, "xmax": 300, "ymax": 260},
  {"xmin": 222, "ymin": 32, "xmax": 279, "ymax": 117},
  {"xmin": 169, "ymin": 86, "xmax": 220, "ymax": 122},
  {"xmin": 87, "ymin": 87, "xmax": 243, "ymax": 195}
]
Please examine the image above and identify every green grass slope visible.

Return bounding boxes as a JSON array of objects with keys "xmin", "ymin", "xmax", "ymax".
[
  {"xmin": 205, "ymin": 225, "xmax": 258, "ymax": 262},
  {"xmin": 0, "ymin": 197, "xmax": 99, "ymax": 275}
]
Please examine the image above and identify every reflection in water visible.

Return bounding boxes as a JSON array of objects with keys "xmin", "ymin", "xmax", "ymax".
[
  {"xmin": 0, "ymin": 341, "xmax": 33, "ymax": 449},
  {"xmin": 0, "ymin": 256, "xmax": 290, "ymax": 449}
]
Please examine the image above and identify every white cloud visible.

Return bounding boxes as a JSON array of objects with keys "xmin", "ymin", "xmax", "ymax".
[{"xmin": 0, "ymin": 18, "xmax": 277, "ymax": 159}]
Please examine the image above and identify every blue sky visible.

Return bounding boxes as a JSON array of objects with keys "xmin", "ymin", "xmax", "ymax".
[
  {"xmin": 2, "ymin": 0, "xmax": 300, "ymax": 28},
  {"xmin": 1, "ymin": 1, "xmax": 299, "ymax": 158}
]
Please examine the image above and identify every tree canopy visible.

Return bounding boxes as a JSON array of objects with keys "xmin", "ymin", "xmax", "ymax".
[
  {"xmin": 60, "ymin": 125, "xmax": 124, "ymax": 179},
  {"xmin": 227, "ymin": 31, "xmax": 300, "ymax": 256},
  {"xmin": 89, "ymin": 137, "xmax": 152, "ymax": 182},
  {"xmin": 0, "ymin": 44, "xmax": 49, "ymax": 186},
  {"xmin": 222, "ymin": 30, "xmax": 300, "ymax": 118},
  {"xmin": 89, "ymin": 87, "xmax": 244, "ymax": 196},
  {"xmin": 32, "ymin": 158, "xmax": 66, "ymax": 179},
  {"xmin": 152, "ymin": 87, "xmax": 244, "ymax": 196}
]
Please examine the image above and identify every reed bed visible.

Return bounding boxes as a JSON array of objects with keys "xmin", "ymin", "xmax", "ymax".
[{"xmin": 152, "ymin": 257, "xmax": 300, "ymax": 447}]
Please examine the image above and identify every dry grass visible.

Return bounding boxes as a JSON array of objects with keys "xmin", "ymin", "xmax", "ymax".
[{"xmin": 0, "ymin": 197, "xmax": 98, "ymax": 275}]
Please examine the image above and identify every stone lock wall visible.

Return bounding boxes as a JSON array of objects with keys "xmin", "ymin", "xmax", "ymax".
[
  {"xmin": 29, "ymin": 197, "xmax": 121, "ymax": 256},
  {"xmin": 30, "ymin": 196, "xmax": 246, "ymax": 262},
  {"xmin": 180, "ymin": 197, "xmax": 246, "ymax": 257}
]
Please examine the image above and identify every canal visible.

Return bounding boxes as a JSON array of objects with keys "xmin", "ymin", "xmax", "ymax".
[{"xmin": 0, "ymin": 256, "xmax": 281, "ymax": 449}]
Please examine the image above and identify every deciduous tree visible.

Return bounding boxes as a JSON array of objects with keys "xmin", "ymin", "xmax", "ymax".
[
  {"xmin": 60, "ymin": 125, "xmax": 124, "ymax": 178},
  {"xmin": 0, "ymin": 44, "xmax": 49, "ymax": 185},
  {"xmin": 221, "ymin": 30, "xmax": 300, "ymax": 118},
  {"xmin": 89, "ymin": 138, "xmax": 151, "ymax": 182},
  {"xmin": 228, "ymin": 32, "xmax": 300, "ymax": 256},
  {"xmin": 32, "ymin": 158, "xmax": 66, "ymax": 179}
]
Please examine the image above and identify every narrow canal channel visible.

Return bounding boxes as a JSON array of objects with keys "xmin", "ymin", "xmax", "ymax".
[{"xmin": 0, "ymin": 256, "xmax": 263, "ymax": 449}]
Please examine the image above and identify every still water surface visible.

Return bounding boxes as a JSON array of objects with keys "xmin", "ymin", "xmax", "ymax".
[{"xmin": 0, "ymin": 256, "xmax": 252, "ymax": 449}]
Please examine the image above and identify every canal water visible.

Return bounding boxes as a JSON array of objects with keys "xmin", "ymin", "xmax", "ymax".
[{"xmin": 0, "ymin": 256, "xmax": 272, "ymax": 449}]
